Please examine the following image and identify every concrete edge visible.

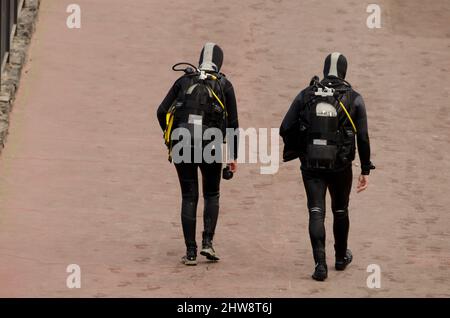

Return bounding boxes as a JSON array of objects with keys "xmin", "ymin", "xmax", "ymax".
[{"xmin": 0, "ymin": 0, "xmax": 40, "ymax": 151}]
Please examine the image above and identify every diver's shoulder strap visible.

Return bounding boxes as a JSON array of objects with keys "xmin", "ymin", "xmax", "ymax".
[
  {"xmin": 335, "ymin": 91, "xmax": 357, "ymax": 133},
  {"xmin": 210, "ymin": 73, "xmax": 228, "ymax": 113},
  {"xmin": 303, "ymin": 85, "xmax": 320, "ymax": 108}
]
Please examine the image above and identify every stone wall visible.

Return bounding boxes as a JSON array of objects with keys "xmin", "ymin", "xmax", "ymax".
[{"xmin": 0, "ymin": 0, "xmax": 40, "ymax": 150}]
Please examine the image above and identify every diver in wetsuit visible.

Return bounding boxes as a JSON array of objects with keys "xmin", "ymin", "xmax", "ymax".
[
  {"xmin": 157, "ymin": 43, "xmax": 239, "ymax": 265},
  {"xmin": 280, "ymin": 52, "xmax": 375, "ymax": 281}
]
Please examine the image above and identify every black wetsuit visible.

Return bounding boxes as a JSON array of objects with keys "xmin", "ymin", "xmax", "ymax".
[
  {"xmin": 157, "ymin": 74, "xmax": 238, "ymax": 251},
  {"xmin": 280, "ymin": 76, "xmax": 373, "ymax": 263}
]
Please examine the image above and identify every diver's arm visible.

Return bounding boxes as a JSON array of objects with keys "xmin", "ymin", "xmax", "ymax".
[
  {"xmin": 280, "ymin": 91, "xmax": 304, "ymax": 137},
  {"xmin": 354, "ymin": 94, "xmax": 373, "ymax": 175},
  {"xmin": 157, "ymin": 80, "xmax": 182, "ymax": 131},
  {"xmin": 224, "ymin": 81, "xmax": 239, "ymax": 160}
]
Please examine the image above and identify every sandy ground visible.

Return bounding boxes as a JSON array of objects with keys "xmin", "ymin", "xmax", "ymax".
[{"xmin": 0, "ymin": 0, "xmax": 449, "ymax": 297}]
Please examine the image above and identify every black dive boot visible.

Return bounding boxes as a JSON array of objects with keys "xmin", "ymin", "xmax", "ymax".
[
  {"xmin": 312, "ymin": 249, "xmax": 328, "ymax": 281},
  {"xmin": 181, "ymin": 247, "xmax": 197, "ymax": 266},
  {"xmin": 200, "ymin": 232, "xmax": 220, "ymax": 261},
  {"xmin": 335, "ymin": 249, "xmax": 353, "ymax": 271}
]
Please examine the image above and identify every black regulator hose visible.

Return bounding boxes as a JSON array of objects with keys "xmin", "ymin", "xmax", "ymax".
[{"xmin": 172, "ymin": 62, "xmax": 198, "ymax": 74}]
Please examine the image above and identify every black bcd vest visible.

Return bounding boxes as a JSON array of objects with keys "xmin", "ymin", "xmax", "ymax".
[{"xmin": 172, "ymin": 74, "xmax": 227, "ymax": 147}]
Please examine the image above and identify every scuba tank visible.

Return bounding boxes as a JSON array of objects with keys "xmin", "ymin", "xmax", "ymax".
[{"xmin": 302, "ymin": 77, "xmax": 357, "ymax": 170}]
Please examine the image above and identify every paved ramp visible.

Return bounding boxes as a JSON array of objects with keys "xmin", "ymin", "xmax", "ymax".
[{"xmin": 0, "ymin": 0, "xmax": 449, "ymax": 297}]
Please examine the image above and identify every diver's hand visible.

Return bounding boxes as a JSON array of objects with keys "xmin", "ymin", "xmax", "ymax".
[
  {"xmin": 357, "ymin": 175, "xmax": 369, "ymax": 193},
  {"xmin": 228, "ymin": 160, "xmax": 237, "ymax": 173}
]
